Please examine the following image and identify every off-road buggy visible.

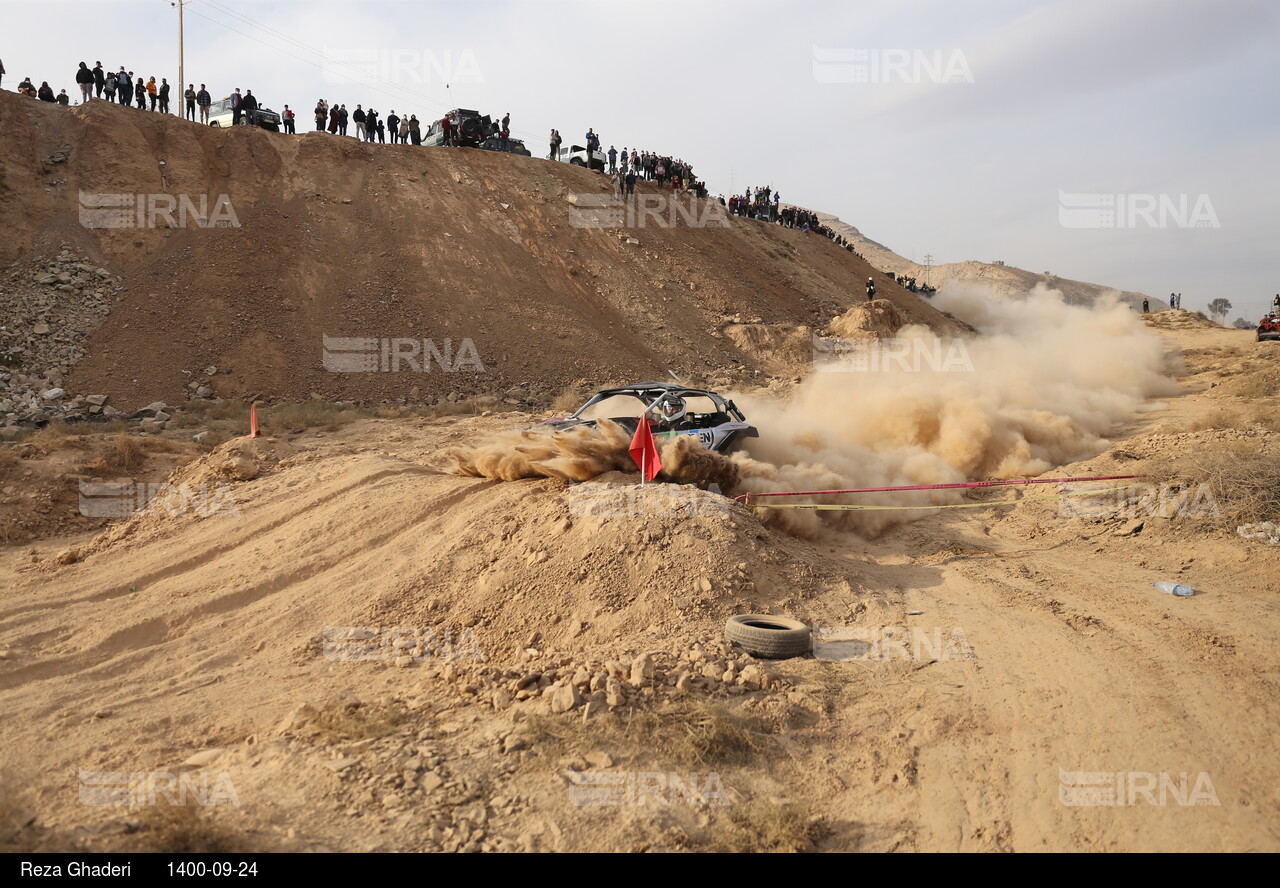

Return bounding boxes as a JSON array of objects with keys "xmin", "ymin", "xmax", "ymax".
[
  {"xmin": 541, "ymin": 383, "xmax": 758, "ymax": 454},
  {"xmin": 1258, "ymin": 314, "xmax": 1280, "ymax": 342}
]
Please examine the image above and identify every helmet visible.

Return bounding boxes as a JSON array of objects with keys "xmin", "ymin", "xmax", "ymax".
[{"xmin": 656, "ymin": 395, "xmax": 686, "ymax": 424}]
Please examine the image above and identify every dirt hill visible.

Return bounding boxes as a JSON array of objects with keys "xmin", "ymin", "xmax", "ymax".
[{"xmin": 0, "ymin": 91, "xmax": 962, "ymax": 412}]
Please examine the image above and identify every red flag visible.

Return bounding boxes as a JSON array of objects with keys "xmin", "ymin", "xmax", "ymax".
[{"xmin": 629, "ymin": 417, "xmax": 662, "ymax": 481}]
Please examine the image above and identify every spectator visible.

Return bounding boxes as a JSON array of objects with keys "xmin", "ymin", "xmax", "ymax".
[
  {"xmin": 197, "ymin": 84, "xmax": 211, "ymax": 123},
  {"xmin": 364, "ymin": 108, "xmax": 378, "ymax": 142},
  {"xmin": 548, "ymin": 128, "xmax": 561, "ymax": 160},
  {"xmin": 327, "ymin": 105, "xmax": 339, "ymax": 133},
  {"xmin": 608, "ymin": 145, "xmax": 617, "ymax": 173},
  {"xmin": 866, "ymin": 277, "xmax": 876, "ymax": 300},
  {"xmin": 282, "ymin": 105, "xmax": 295, "ymax": 134},
  {"xmin": 134, "ymin": 77, "xmax": 146, "ymax": 109},
  {"xmin": 92, "ymin": 61, "xmax": 105, "ymax": 97},
  {"xmin": 0, "ymin": 59, "xmax": 4, "ymax": 90},
  {"xmin": 441, "ymin": 113, "xmax": 452, "ymax": 146},
  {"xmin": 386, "ymin": 110, "xmax": 400, "ymax": 142},
  {"xmin": 375, "ymin": 116, "xmax": 386, "ymax": 143},
  {"xmin": 353, "ymin": 105, "xmax": 366, "ymax": 141},
  {"xmin": 409, "ymin": 114, "xmax": 421, "ymax": 145},
  {"xmin": 398, "ymin": 115, "xmax": 409, "ymax": 144},
  {"xmin": 146, "ymin": 77, "xmax": 158, "ymax": 111},
  {"xmin": 1169, "ymin": 293, "xmax": 1176, "ymax": 309},
  {"xmin": 184, "ymin": 84, "xmax": 196, "ymax": 121},
  {"xmin": 1142, "ymin": 298, "xmax": 1150, "ymax": 313},
  {"xmin": 75, "ymin": 62, "xmax": 94, "ymax": 104},
  {"xmin": 231, "ymin": 88, "xmax": 242, "ymax": 125},
  {"xmin": 314, "ymin": 100, "xmax": 326, "ymax": 131},
  {"xmin": 38, "ymin": 81, "xmax": 55, "ymax": 102},
  {"xmin": 117, "ymin": 69, "xmax": 131, "ymax": 106},
  {"xmin": 242, "ymin": 89, "xmax": 258, "ymax": 126},
  {"xmin": 625, "ymin": 168, "xmax": 636, "ymax": 197},
  {"xmin": 103, "ymin": 72, "xmax": 116, "ymax": 101},
  {"xmin": 56, "ymin": 88, "xmax": 69, "ymax": 105},
  {"xmin": 158, "ymin": 78, "xmax": 170, "ymax": 114},
  {"xmin": 337, "ymin": 104, "xmax": 348, "ymax": 136},
  {"xmin": 448, "ymin": 111, "xmax": 459, "ymax": 143},
  {"xmin": 502, "ymin": 111, "xmax": 510, "ymax": 133}
]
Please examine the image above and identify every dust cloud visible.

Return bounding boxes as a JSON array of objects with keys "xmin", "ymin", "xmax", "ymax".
[{"xmin": 732, "ymin": 284, "xmax": 1177, "ymax": 536}]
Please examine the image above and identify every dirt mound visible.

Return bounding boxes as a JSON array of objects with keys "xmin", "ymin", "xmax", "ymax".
[
  {"xmin": 828, "ymin": 298, "xmax": 906, "ymax": 340},
  {"xmin": 0, "ymin": 91, "xmax": 966, "ymax": 412},
  {"xmin": 1144, "ymin": 309, "xmax": 1220, "ymax": 330}
]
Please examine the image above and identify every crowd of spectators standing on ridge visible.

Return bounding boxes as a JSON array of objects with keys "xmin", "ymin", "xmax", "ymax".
[{"xmin": 3, "ymin": 56, "xmax": 911, "ymax": 275}]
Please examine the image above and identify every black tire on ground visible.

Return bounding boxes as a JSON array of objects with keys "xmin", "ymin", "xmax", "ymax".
[
  {"xmin": 569, "ymin": 157, "xmax": 584, "ymax": 166},
  {"xmin": 725, "ymin": 614, "xmax": 811, "ymax": 660},
  {"xmin": 209, "ymin": 121, "xmax": 221, "ymax": 128}
]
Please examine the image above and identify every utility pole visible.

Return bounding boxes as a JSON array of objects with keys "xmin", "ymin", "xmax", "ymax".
[
  {"xmin": 923, "ymin": 253, "xmax": 935, "ymax": 288},
  {"xmin": 173, "ymin": 0, "xmax": 189, "ymax": 116}
]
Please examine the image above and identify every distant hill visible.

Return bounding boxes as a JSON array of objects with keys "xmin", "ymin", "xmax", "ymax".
[{"xmin": 815, "ymin": 213, "xmax": 1150, "ymax": 308}]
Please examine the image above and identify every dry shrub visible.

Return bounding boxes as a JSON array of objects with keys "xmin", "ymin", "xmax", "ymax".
[
  {"xmin": 708, "ymin": 801, "xmax": 824, "ymax": 853},
  {"xmin": 310, "ymin": 699, "xmax": 407, "ymax": 743},
  {"xmin": 1169, "ymin": 440, "xmax": 1280, "ymax": 527},
  {"xmin": 1235, "ymin": 367, "xmax": 1279, "ymax": 400},
  {"xmin": 522, "ymin": 700, "xmax": 775, "ymax": 768},
  {"xmin": 26, "ymin": 420, "xmax": 78, "ymax": 452},
  {"xmin": 132, "ymin": 804, "xmax": 255, "ymax": 853},
  {"xmin": 550, "ymin": 381, "xmax": 589, "ymax": 416},
  {"xmin": 261, "ymin": 401, "xmax": 369, "ymax": 432},
  {"xmin": 81, "ymin": 432, "xmax": 146, "ymax": 476},
  {"xmin": 1184, "ymin": 407, "xmax": 1242, "ymax": 432}
]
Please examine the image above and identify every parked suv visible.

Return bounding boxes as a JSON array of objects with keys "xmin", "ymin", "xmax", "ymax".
[
  {"xmin": 207, "ymin": 97, "xmax": 281, "ymax": 132},
  {"xmin": 480, "ymin": 135, "xmax": 531, "ymax": 157},
  {"xmin": 422, "ymin": 109, "xmax": 493, "ymax": 148},
  {"xmin": 558, "ymin": 144, "xmax": 606, "ymax": 171}
]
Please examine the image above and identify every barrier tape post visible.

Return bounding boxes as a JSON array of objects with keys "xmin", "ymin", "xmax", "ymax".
[{"xmin": 244, "ymin": 403, "xmax": 261, "ymax": 439}]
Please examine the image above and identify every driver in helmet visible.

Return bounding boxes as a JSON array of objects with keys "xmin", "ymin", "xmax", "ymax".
[{"xmin": 655, "ymin": 395, "xmax": 686, "ymax": 427}]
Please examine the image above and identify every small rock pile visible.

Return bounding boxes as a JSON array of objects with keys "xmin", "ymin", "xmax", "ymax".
[
  {"xmin": 384, "ymin": 639, "xmax": 786, "ymax": 716},
  {"xmin": 0, "ymin": 246, "xmax": 120, "ymax": 425}
]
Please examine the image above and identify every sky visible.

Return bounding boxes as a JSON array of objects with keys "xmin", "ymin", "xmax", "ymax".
[{"xmin": 3, "ymin": 0, "xmax": 1278, "ymax": 319}]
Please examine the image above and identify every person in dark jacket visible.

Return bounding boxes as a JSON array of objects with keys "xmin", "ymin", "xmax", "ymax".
[
  {"xmin": 386, "ymin": 111, "xmax": 399, "ymax": 143},
  {"xmin": 196, "ymin": 84, "xmax": 211, "ymax": 124},
  {"xmin": 75, "ymin": 62, "xmax": 94, "ymax": 103},
  {"xmin": 352, "ymin": 105, "xmax": 366, "ymax": 140},
  {"xmin": 38, "ymin": 81, "xmax": 55, "ymax": 102},
  {"xmin": 92, "ymin": 61, "xmax": 105, "ymax": 97},
  {"xmin": 327, "ymin": 106, "xmax": 339, "ymax": 133},
  {"xmin": 230, "ymin": 88, "xmax": 242, "ymax": 125},
  {"xmin": 117, "ymin": 69, "xmax": 131, "ymax": 105},
  {"xmin": 135, "ymin": 77, "xmax": 146, "ymax": 109},
  {"xmin": 241, "ymin": 89, "xmax": 258, "ymax": 126},
  {"xmin": 158, "ymin": 78, "xmax": 170, "ymax": 114},
  {"xmin": 56, "ymin": 89, "xmax": 69, "ymax": 105},
  {"xmin": 409, "ymin": 114, "xmax": 421, "ymax": 145},
  {"xmin": 337, "ymin": 104, "xmax": 348, "ymax": 136},
  {"xmin": 184, "ymin": 84, "xmax": 196, "ymax": 120}
]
